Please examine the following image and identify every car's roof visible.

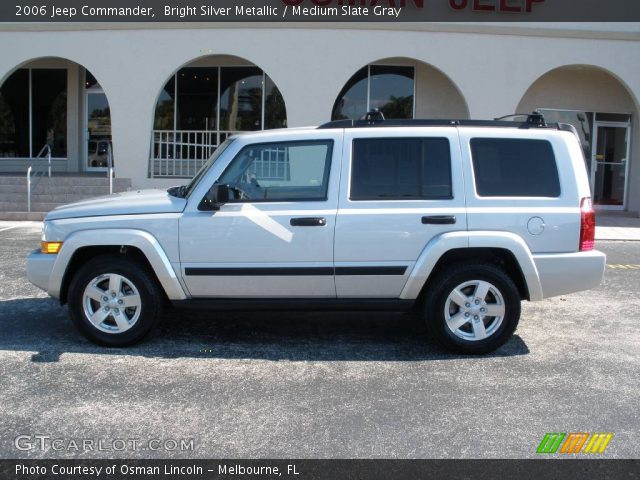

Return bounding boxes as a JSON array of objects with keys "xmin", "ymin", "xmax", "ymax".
[{"xmin": 233, "ymin": 123, "xmax": 575, "ymax": 141}]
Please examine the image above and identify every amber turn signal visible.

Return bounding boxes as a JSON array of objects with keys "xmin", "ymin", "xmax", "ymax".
[{"xmin": 41, "ymin": 241, "xmax": 63, "ymax": 254}]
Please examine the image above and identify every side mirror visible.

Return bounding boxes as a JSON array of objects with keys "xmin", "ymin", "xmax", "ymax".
[{"xmin": 199, "ymin": 184, "xmax": 230, "ymax": 211}]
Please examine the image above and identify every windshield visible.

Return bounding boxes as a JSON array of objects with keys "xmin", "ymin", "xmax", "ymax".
[{"xmin": 179, "ymin": 138, "xmax": 235, "ymax": 199}]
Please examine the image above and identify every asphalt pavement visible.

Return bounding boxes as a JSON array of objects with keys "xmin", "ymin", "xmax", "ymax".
[{"xmin": 0, "ymin": 222, "xmax": 638, "ymax": 459}]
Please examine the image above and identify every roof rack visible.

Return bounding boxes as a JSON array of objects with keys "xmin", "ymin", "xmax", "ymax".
[{"xmin": 318, "ymin": 110, "xmax": 556, "ymax": 130}]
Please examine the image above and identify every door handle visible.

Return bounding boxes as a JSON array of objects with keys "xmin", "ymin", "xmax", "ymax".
[
  {"xmin": 422, "ymin": 215, "xmax": 456, "ymax": 225},
  {"xmin": 290, "ymin": 217, "xmax": 327, "ymax": 227}
]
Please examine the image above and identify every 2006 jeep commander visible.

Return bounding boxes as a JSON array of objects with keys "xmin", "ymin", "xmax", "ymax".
[{"xmin": 27, "ymin": 112, "xmax": 606, "ymax": 354}]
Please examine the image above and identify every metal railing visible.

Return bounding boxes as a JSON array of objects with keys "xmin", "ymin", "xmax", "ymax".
[
  {"xmin": 26, "ymin": 145, "xmax": 51, "ymax": 212},
  {"xmin": 150, "ymin": 130, "xmax": 237, "ymax": 178},
  {"xmin": 107, "ymin": 143, "xmax": 114, "ymax": 194},
  {"xmin": 251, "ymin": 147, "xmax": 290, "ymax": 181}
]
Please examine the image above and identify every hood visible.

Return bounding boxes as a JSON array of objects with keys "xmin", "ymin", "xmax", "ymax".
[{"xmin": 45, "ymin": 189, "xmax": 188, "ymax": 220}]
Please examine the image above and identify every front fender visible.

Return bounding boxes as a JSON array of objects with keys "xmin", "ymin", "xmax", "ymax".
[
  {"xmin": 49, "ymin": 229, "xmax": 187, "ymax": 301},
  {"xmin": 399, "ymin": 231, "xmax": 543, "ymax": 301}
]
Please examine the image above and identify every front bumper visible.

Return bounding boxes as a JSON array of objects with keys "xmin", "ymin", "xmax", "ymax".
[
  {"xmin": 533, "ymin": 250, "xmax": 607, "ymax": 299},
  {"xmin": 26, "ymin": 249, "xmax": 57, "ymax": 296}
]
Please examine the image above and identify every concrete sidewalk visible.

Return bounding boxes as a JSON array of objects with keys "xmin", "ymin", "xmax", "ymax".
[{"xmin": 596, "ymin": 214, "xmax": 640, "ymax": 241}]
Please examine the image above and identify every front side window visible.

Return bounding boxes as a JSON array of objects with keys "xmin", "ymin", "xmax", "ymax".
[
  {"xmin": 470, "ymin": 138, "xmax": 561, "ymax": 197},
  {"xmin": 350, "ymin": 137, "xmax": 452, "ymax": 201},
  {"xmin": 217, "ymin": 140, "xmax": 333, "ymax": 202}
]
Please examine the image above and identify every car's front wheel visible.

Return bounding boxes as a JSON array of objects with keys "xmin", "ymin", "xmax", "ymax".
[
  {"xmin": 67, "ymin": 255, "xmax": 163, "ymax": 347},
  {"xmin": 424, "ymin": 262, "xmax": 521, "ymax": 354}
]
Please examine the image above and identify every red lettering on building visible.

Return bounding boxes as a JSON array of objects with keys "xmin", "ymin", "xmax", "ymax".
[
  {"xmin": 448, "ymin": 0, "xmax": 544, "ymax": 12},
  {"xmin": 525, "ymin": 0, "xmax": 545, "ymax": 12},
  {"xmin": 449, "ymin": 0, "xmax": 467, "ymax": 10},
  {"xmin": 500, "ymin": 0, "xmax": 521, "ymax": 12},
  {"xmin": 473, "ymin": 0, "xmax": 495, "ymax": 11}
]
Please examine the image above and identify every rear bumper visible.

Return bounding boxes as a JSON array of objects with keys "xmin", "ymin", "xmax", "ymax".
[
  {"xmin": 533, "ymin": 250, "xmax": 606, "ymax": 299},
  {"xmin": 26, "ymin": 249, "xmax": 57, "ymax": 297}
]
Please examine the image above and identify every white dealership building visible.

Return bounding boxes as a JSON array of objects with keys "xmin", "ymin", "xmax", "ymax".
[{"xmin": 0, "ymin": 22, "xmax": 639, "ymax": 213}]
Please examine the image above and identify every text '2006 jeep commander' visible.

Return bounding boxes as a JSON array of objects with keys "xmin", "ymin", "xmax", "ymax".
[{"xmin": 27, "ymin": 113, "xmax": 606, "ymax": 354}]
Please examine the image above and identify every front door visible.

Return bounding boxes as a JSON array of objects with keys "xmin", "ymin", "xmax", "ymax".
[
  {"xmin": 179, "ymin": 134, "xmax": 342, "ymax": 298},
  {"xmin": 591, "ymin": 122, "xmax": 631, "ymax": 209},
  {"xmin": 85, "ymin": 91, "xmax": 112, "ymax": 171}
]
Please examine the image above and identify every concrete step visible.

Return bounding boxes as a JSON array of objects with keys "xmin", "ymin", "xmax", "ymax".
[
  {"xmin": 0, "ymin": 185, "xmax": 28, "ymax": 194},
  {"xmin": 0, "ymin": 201, "xmax": 62, "ymax": 212},
  {"xmin": 0, "ymin": 175, "xmax": 133, "ymax": 219},
  {"xmin": 0, "ymin": 175, "xmax": 131, "ymax": 220},
  {"xmin": 0, "ymin": 212, "xmax": 46, "ymax": 221},
  {"xmin": 0, "ymin": 176, "xmax": 131, "ymax": 188},
  {"xmin": 0, "ymin": 185, "xmax": 118, "ymax": 195},
  {"xmin": 0, "ymin": 177, "xmax": 30, "ymax": 186},
  {"xmin": 5, "ymin": 193, "xmax": 111, "ymax": 203}
]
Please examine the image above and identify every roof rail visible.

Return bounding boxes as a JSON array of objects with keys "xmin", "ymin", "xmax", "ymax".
[{"xmin": 318, "ymin": 110, "xmax": 555, "ymax": 130}]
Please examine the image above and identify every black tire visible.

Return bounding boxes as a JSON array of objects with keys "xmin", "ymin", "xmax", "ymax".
[
  {"xmin": 424, "ymin": 262, "xmax": 521, "ymax": 355},
  {"xmin": 67, "ymin": 254, "xmax": 163, "ymax": 347}
]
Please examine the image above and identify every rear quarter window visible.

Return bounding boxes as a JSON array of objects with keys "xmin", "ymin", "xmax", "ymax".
[{"xmin": 470, "ymin": 138, "xmax": 561, "ymax": 197}]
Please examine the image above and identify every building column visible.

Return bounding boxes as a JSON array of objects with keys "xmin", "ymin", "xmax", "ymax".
[
  {"xmin": 66, "ymin": 63, "xmax": 80, "ymax": 173},
  {"xmin": 107, "ymin": 87, "xmax": 157, "ymax": 186}
]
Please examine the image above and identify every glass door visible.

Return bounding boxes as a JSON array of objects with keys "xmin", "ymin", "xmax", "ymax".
[
  {"xmin": 591, "ymin": 122, "xmax": 630, "ymax": 209},
  {"xmin": 85, "ymin": 90, "xmax": 112, "ymax": 171}
]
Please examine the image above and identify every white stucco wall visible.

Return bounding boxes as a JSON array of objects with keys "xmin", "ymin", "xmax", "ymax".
[
  {"xmin": 0, "ymin": 23, "xmax": 639, "ymax": 211},
  {"xmin": 517, "ymin": 66, "xmax": 638, "ymax": 212}
]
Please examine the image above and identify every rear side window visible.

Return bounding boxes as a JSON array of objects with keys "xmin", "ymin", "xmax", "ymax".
[
  {"xmin": 350, "ymin": 137, "xmax": 452, "ymax": 200},
  {"xmin": 470, "ymin": 138, "xmax": 560, "ymax": 197}
]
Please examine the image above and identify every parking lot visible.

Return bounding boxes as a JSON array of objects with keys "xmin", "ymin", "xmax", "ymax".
[{"xmin": 0, "ymin": 221, "xmax": 638, "ymax": 459}]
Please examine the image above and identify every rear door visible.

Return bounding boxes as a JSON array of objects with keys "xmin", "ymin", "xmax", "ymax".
[
  {"xmin": 334, "ymin": 127, "xmax": 467, "ymax": 298},
  {"xmin": 458, "ymin": 128, "xmax": 579, "ymax": 254}
]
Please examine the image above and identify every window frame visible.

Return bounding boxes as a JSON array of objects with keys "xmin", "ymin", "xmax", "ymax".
[
  {"xmin": 215, "ymin": 139, "xmax": 335, "ymax": 203},
  {"xmin": 348, "ymin": 136, "xmax": 454, "ymax": 202},
  {"xmin": 469, "ymin": 137, "xmax": 562, "ymax": 199}
]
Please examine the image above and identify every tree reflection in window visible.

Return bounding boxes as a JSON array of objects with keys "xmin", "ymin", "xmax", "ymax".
[
  {"xmin": 332, "ymin": 65, "xmax": 414, "ymax": 121},
  {"xmin": 154, "ymin": 65, "xmax": 287, "ymax": 134}
]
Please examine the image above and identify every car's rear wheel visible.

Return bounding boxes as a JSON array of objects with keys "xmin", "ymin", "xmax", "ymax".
[
  {"xmin": 68, "ymin": 255, "xmax": 163, "ymax": 347},
  {"xmin": 425, "ymin": 262, "xmax": 521, "ymax": 354}
]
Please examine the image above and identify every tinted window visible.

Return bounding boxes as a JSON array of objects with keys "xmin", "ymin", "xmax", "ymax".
[
  {"xmin": 0, "ymin": 69, "xmax": 29, "ymax": 158},
  {"xmin": 32, "ymin": 69, "xmax": 67, "ymax": 158},
  {"xmin": 217, "ymin": 140, "xmax": 333, "ymax": 202},
  {"xmin": 369, "ymin": 66, "xmax": 414, "ymax": 120},
  {"xmin": 331, "ymin": 65, "xmax": 415, "ymax": 121},
  {"xmin": 350, "ymin": 138, "xmax": 452, "ymax": 200},
  {"xmin": 470, "ymin": 138, "xmax": 560, "ymax": 197}
]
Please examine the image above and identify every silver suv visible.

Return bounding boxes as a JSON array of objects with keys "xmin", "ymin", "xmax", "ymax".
[{"xmin": 26, "ymin": 113, "xmax": 606, "ymax": 354}]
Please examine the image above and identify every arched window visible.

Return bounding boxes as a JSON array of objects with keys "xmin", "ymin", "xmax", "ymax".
[
  {"xmin": 0, "ymin": 68, "xmax": 67, "ymax": 158},
  {"xmin": 332, "ymin": 65, "xmax": 414, "ymax": 120},
  {"xmin": 152, "ymin": 62, "xmax": 287, "ymax": 178}
]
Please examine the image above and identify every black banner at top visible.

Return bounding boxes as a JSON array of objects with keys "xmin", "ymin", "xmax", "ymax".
[{"xmin": 2, "ymin": 0, "xmax": 640, "ymax": 23}]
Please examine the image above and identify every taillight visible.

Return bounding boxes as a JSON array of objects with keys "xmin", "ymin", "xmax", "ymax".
[{"xmin": 579, "ymin": 197, "xmax": 595, "ymax": 251}]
